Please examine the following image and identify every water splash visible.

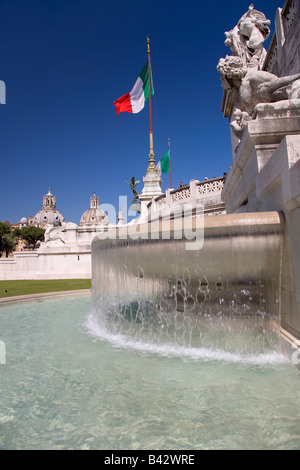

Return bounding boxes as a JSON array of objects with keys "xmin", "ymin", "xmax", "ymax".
[
  {"xmin": 84, "ymin": 307, "xmax": 286, "ymax": 366},
  {"xmin": 91, "ymin": 222, "xmax": 284, "ymax": 366}
]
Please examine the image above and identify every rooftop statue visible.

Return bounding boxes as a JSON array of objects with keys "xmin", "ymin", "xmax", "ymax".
[
  {"xmin": 125, "ymin": 177, "xmax": 140, "ymax": 203},
  {"xmin": 125, "ymin": 176, "xmax": 141, "ymax": 214},
  {"xmin": 218, "ymin": 4, "xmax": 300, "ymax": 139}
]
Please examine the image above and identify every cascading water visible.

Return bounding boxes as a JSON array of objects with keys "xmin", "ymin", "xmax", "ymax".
[{"xmin": 88, "ymin": 212, "xmax": 284, "ymax": 363}]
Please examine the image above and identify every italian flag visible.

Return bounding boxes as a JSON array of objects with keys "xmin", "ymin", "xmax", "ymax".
[
  {"xmin": 114, "ymin": 62, "xmax": 154, "ymax": 115},
  {"xmin": 156, "ymin": 151, "xmax": 170, "ymax": 176}
]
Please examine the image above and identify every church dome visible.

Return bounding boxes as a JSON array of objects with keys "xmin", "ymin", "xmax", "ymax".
[
  {"xmin": 33, "ymin": 210, "xmax": 65, "ymax": 226},
  {"xmin": 33, "ymin": 188, "xmax": 65, "ymax": 227},
  {"xmin": 80, "ymin": 193, "xmax": 108, "ymax": 226}
]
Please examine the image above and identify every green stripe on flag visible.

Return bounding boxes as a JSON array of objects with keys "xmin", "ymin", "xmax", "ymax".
[
  {"xmin": 139, "ymin": 62, "xmax": 154, "ymax": 101},
  {"xmin": 160, "ymin": 151, "xmax": 170, "ymax": 174}
]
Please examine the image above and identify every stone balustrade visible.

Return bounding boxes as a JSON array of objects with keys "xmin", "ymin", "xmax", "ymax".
[{"xmin": 147, "ymin": 176, "xmax": 226, "ymax": 219}]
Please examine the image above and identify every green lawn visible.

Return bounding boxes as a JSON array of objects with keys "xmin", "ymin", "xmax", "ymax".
[{"xmin": 0, "ymin": 279, "xmax": 91, "ymax": 298}]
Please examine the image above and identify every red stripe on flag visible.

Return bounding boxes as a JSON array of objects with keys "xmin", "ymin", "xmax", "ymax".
[{"xmin": 113, "ymin": 92, "xmax": 133, "ymax": 115}]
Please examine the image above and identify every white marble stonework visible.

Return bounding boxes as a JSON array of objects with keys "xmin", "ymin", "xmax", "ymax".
[{"xmin": 220, "ymin": 2, "xmax": 300, "ymax": 345}]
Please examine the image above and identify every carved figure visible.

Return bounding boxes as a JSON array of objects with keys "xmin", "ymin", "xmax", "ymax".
[
  {"xmin": 218, "ymin": 5, "xmax": 300, "ymax": 140},
  {"xmin": 230, "ymin": 108, "xmax": 252, "ymax": 140},
  {"xmin": 287, "ymin": 79, "xmax": 300, "ymax": 99},
  {"xmin": 218, "ymin": 56, "xmax": 300, "ymax": 116},
  {"xmin": 44, "ymin": 224, "xmax": 66, "ymax": 246},
  {"xmin": 224, "ymin": 4, "xmax": 271, "ymax": 69}
]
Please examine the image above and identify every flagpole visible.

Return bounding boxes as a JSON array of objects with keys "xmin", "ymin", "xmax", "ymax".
[
  {"xmin": 147, "ymin": 37, "xmax": 153, "ymax": 149},
  {"xmin": 146, "ymin": 36, "xmax": 158, "ymax": 175},
  {"xmin": 168, "ymin": 136, "xmax": 172, "ymax": 189}
]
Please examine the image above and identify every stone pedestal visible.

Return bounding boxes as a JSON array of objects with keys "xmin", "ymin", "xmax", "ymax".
[
  {"xmin": 222, "ymin": 99, "xmax": 300, "ymax": 213},
  {"xmin": 222, "ymin": 99, "xmax": 300, "ymax": 344},
  {"xmin": 139, "ymin": 172, "xmax": 163, "ymax": 221}
]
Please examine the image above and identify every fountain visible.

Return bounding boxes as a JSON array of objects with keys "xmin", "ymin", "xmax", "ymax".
[
  {"xmin": 2, "ymin": 2, "xmax": 300, "ymax": 451},
  {"xmin": 91, "ymin": 2, "xmax": 300, "ymax": 363},
  {"xmin": 90, "ymin": 211, "xmax": 283, "ymax": 357}
]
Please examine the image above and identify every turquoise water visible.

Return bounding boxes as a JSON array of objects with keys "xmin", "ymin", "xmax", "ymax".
[{"xmin": 0, "ymin": 295, "xmax": 300, "ymax": 450}]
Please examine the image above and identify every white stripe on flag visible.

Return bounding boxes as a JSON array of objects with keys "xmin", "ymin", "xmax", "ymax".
[{"xmin": 129, "ymin": 76, "xmax": 145, "ymax": 113}]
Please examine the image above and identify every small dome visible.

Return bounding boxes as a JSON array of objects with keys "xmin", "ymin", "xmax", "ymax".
[
  {"xmin": 80, "ymin": 208, "xmax": 108, "ymax": 226},
  {"xmin": 20, "ymin": 217, "xmax": 27, "ymax": 224},
  {"xmin": 80, "ymin": 193, "xmax": 108, "ymax": 226},
  {"xmin": 33, "ymin": 188, "xmax": 65, "ymax": 227},
  {"xmin": 33, "ymin": 210, "xmax": 65, "ymax": 227}
]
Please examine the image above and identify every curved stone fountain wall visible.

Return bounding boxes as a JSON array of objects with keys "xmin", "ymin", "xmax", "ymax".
[{"xmin": 92, "ymin": 212, "xmax": 283, "ymax": 323}]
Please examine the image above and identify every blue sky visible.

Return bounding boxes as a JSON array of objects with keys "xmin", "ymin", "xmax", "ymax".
[{"xmin": 0, "ymin": 0, "xmax": 278, "ymax": 224}]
